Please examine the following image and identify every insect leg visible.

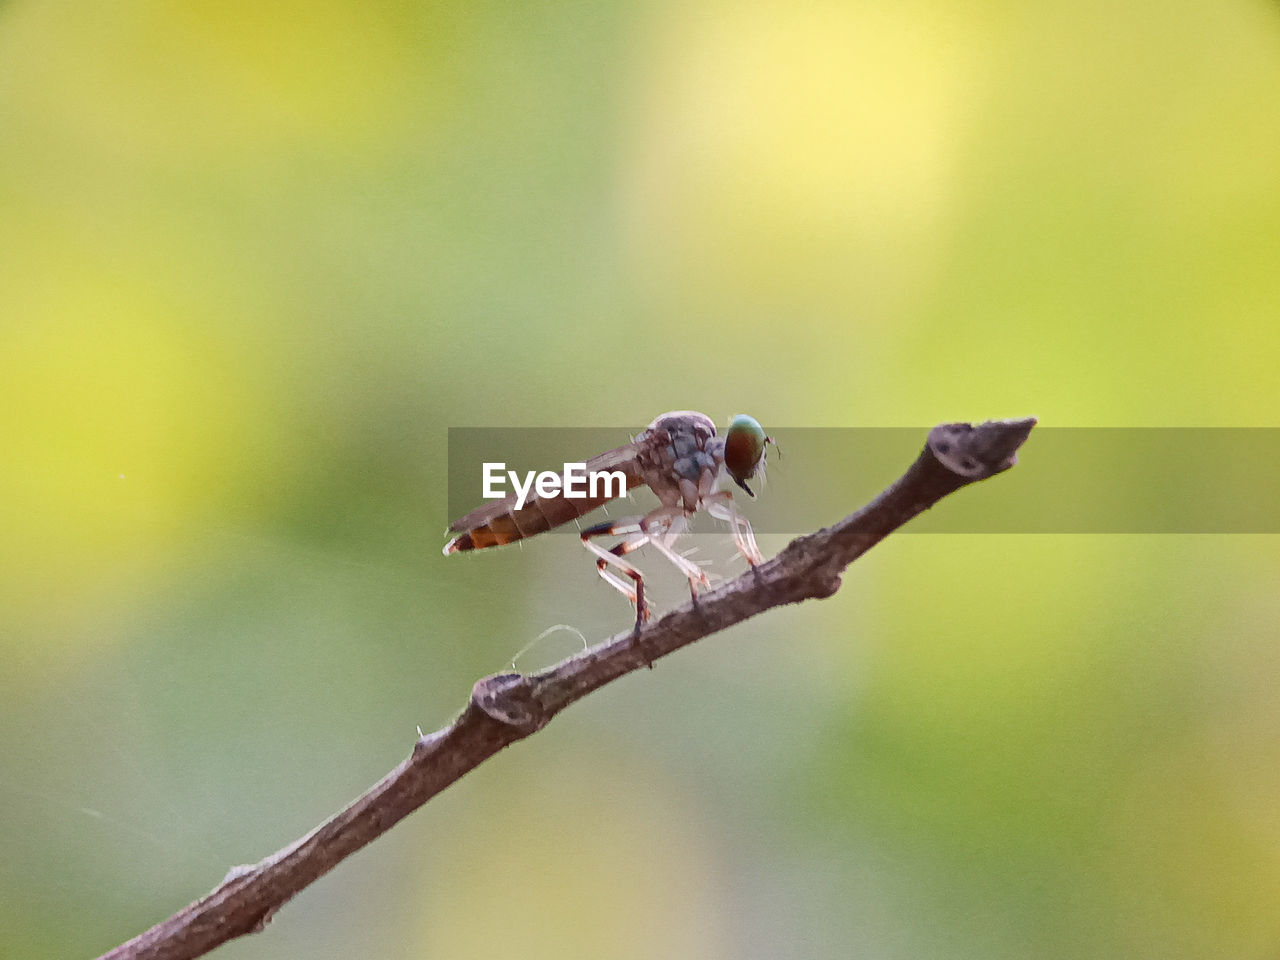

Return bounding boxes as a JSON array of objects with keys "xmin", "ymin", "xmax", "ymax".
[
  {"xmin": 639, "ymin": 506, "xmax": 710, "ymax": 599},
  {"xmin": 581, "ymin": 519, "xmax": 650, "ymax": 631},
  {"xmin": 705, "ymin": 493, "xmax": 764, "ymax": 565}
]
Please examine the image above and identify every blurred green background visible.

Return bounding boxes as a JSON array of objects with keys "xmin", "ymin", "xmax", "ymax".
[{"xmin": 2, "ymin": 0, "xmax": 1279, "ymax": 958}]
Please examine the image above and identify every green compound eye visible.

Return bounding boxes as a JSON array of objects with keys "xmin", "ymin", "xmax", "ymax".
[{"xmin": 724, "ymin": 414, "xmax": 768, "ymax": 496}]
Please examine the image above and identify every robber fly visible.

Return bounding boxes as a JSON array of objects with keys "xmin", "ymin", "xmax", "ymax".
[{"xmin": 444, "ymin": 411, "xmax": 774, "ymax": 630}]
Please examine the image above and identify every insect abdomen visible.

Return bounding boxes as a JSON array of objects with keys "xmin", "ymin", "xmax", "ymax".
[{"xmin": 444, "ymin": 478, "xmax": 642, "ymax": 553}]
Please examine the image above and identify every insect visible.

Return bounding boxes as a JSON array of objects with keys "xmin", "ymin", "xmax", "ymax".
[{"xmin": 444, "ymin": 411, "xmax": 775, "ymax": 631}]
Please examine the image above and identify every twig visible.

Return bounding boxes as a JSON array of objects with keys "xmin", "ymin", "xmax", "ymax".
[{"xmin": 96, "ymin": 417, "xmax": 1036, "ymax": 960}]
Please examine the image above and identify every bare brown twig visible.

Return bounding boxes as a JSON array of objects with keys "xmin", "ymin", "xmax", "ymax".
[{"xmin": 96, "ymin": 417, "xmax": 1036, "ymax": 960}]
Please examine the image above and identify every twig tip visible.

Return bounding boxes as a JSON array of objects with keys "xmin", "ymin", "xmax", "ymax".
[{"xmin": 928, "ymin": 416, "xmax": 1037, "ymax": 479}]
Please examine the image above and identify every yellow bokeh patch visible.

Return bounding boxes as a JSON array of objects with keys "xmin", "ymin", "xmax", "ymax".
[{"xmin": 0, "ymin": 269, "xmax": 263, "ymax": 657}]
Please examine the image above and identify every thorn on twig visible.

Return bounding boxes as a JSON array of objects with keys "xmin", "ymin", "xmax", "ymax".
[{"xmin": 414, "ymin": 727, "xmax": 448, "ymax": 754}]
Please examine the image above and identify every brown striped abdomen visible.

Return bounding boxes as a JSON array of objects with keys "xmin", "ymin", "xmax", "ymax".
[{"xmin": 444, "ymin": 475, "xmax": 643, "ymax": 553}]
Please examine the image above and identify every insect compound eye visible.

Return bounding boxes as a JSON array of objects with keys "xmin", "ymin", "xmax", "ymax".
[{"xmin": 723, "ymin": 414, "xmax": 767, "ymax": 484}]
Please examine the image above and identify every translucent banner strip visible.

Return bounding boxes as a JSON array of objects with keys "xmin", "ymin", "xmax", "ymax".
[{"xmin": 446, "ymin": 428, "xmax": 1280, "ymax": 534}]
